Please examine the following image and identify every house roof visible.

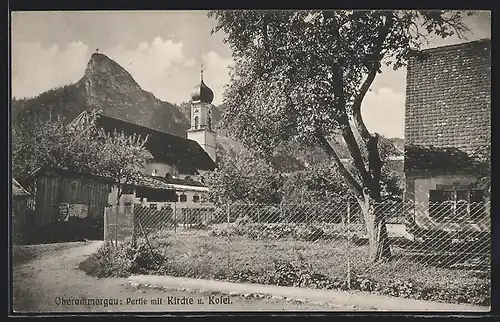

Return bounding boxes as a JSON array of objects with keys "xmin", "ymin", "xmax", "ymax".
[
  {"xmin": 21, "ymin": 166, "xmax": 208, "ymax": 193},
  {"xmin": 12, "ymin": 178, "xmax": 30, "ymax": 197},
  {"xmin": 404, "ymin": 39, "xmax": 491, "ymax": 171},
  {"xmin": 21, "ymin": 166, "xmax": 117, "ymax": 186},
  {"xmin": 72, "ymin": 111, "xmax": 216, "ymax": 173},
  {"xmin": 131, "ymin": 175, "xmax": 209, "ymax": 193}
]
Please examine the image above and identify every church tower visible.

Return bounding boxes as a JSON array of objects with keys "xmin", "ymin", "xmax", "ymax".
[{"xmin": 187, "ymin": 66, "xmax": 217, "ymax": 163}]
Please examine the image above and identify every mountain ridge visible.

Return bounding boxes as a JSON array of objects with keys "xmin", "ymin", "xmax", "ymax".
[
  {"xmin": 12, "ymin": 52, "xmax": 403, "ymax": 175},
  {"xmin": 12, "ymin": 53, "xmax": 203, "ymax": 137}
]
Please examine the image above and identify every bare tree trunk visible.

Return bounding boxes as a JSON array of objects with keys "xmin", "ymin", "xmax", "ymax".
[{"xmin": 359, "ymin": 188, "xmax": 391, "ymax": 262}]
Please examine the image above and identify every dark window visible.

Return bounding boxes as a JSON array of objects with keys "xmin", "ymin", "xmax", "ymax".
[
  {"xmin": 122, "ymin": 186, "xmax": 134, "ymax": 194},
  {"xmin": 149, "ymin": 203, "xmax": 157, "ymax": 210},
  {"xmin": 470, "ymin": 190, "xmax": 486, "ymax": 221},
  {"xmin": 179, "ymin": 194, "xmax": 187, "ymax": 203},
  {"xmin": 165, "ymin": 173, "xmax": 173, "ymax": 180},
  {"xmin": 194, "ymin": 116, "xmax": 199, "ymax": 129},
  {"xmin": 185, "ymin": 176, "xmax": 191, "ymax": 181},
  {"xmin": 124, "ymin": 202, "xmax": 132, "ymax": 207},
  {"xmin": 470, "ymin": 190, "xmax": 484, "ymax": 202},
  {"xmin": 429, "ymin": 190, "xmax": 454, "ymax": 222},
  {"xmin": 193, "ymin": 195, "xmax": 200, "ymax": 203},
  {"xmin": 429, "ymin": 188, "xmax": 486, "ymax": 223}
]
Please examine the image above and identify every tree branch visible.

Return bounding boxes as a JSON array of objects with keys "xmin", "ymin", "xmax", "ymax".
[
  {"xmin": 315, "ymin": 130, "xmax": 363, "ymax": 198},
  {"xmin": 351, "ymin": 12, "xmax": 394, "ymax": 145},
  {"xmin": 327, "ymin": 14, "xmax": 373, "ymax": 190}
]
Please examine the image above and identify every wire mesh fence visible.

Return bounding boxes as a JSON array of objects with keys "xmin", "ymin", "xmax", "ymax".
[{"xmin": 103, "ymin": 199, "xmax": 490, "ymax": 301}]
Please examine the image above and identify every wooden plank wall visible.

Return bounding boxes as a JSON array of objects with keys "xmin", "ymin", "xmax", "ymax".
[{"xmin": 34, "ymin": 174, "xmax": 111, "ymax": 227}]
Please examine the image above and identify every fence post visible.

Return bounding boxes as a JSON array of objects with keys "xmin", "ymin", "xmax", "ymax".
[
  {"xmin": 103, "ymin": 207, "xmax": 109, "ymax": 246},
  {"xmin": 174, "ymin": 202, "xmax": 177, "ymax": 233},
  {"xmin": 132, "ymin": 206, "xmax": 137, "ymax": 248},
  {"xmin": 115, "ymin": 206, "xmax": 118, "ymax": 246},
  {"xmin": 347, "ymin": 199, "xmax": 351, "ymax": 290}
]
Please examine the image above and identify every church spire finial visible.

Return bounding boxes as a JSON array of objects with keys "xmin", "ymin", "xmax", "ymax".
[{"xmin": 200, "ymin": 63, "xmax": 204, "ymax": 81}]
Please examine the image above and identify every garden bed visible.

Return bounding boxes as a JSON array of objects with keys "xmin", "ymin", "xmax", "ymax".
[{"xmin": 81, "ymin": 226, "xmax": 489, "ymax": 306}]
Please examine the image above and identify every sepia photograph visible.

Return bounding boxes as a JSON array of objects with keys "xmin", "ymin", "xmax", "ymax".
[{"xmin": 10, "ymin": 9, "xmax": 491, "ymax": 314}]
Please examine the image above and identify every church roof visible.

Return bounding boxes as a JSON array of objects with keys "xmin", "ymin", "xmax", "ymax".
[{"xmin": 72, "ymin": 111, "xmax": 216, "ymax": 173}]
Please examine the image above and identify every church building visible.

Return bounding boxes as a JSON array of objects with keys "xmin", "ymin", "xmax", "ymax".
[{"xmin": 68, "ymin": 68, "xmax": 219, "ymax": 210}]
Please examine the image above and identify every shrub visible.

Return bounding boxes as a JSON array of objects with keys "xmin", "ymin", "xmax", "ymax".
[
  {"xmin": 79, "ymin": 241, "xmax": 166, "ymax": 278},
  {"xmin": 293, "ymin": 225, "xmax": 324, "ymax": 241},
  {"xmin": 80, "ymin": 229, "xmax": 490, "ymax": 306},
  {"xmin": 235, "ymin": 215, "xmax": 253, "ymax": 226},
  {"xmin": 210, "ymin": 223, "xmax": 333, "ymax": 242}
]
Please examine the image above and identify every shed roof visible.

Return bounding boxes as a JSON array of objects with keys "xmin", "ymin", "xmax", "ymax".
[
  {"xmin": 12, "ymin": 178, "xmax": 30, "ymax": 197},
  {"xmin": 21, "ymin": 166, "xmax": 208, "ymax": 193}
]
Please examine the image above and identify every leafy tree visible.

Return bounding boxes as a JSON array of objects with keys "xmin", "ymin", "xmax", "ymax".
[
  {"xmin": 209, "ymin": 10, "xmax": 468, "ymax": 261},
  {"xmin": 203, "ymin": 146, "xmax": 281, "ymax": 206},
  {"xmin": 12, "ymin": 109, "xmax": 153, "ymax": 207}
]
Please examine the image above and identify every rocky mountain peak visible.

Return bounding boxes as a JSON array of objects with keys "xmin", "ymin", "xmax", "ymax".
[{"xmin": 83, "ymin": 53, "xmax": 147, "ymax": 103}]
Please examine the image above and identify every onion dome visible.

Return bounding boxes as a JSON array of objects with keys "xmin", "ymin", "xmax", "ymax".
[{"xmin": 191, "ymin": 65, "xmax": 214, "ymax": 104}]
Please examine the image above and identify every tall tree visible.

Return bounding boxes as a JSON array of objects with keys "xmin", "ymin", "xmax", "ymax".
[{"xmin": 209, "ymin": 10, "xmax": 469, "ymax": 261}]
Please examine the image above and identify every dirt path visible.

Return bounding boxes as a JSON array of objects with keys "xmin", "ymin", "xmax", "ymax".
[{"xmin": 12, "ymin": 241, "xmax": 358, "ymax": 312}]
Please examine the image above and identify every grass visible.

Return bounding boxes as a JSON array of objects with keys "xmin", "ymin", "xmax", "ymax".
[
  {"xmin": 83, "ymin": 225, "xmax": 490, "ymax": 306},
  {"xmin": 145, "ymin": 229, "xmax": 487, "ymax": 289}
]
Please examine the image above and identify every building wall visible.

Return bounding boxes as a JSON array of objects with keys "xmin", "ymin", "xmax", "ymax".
[
  {"xmin": 413, "ymin": 174, "xmax": 477, "ymax": 205},
  {"xmin": 29, "ymin": 175, "xmax": 111, "ymax": 227},
  {"xmin": 191, "ymin": 102, "xmax": 212, "ymax": 129},
  {"xmin": 144, "ymin": 162, "xmax": 174, "ymax": 178},
  {"xmin": 187, "ymin": 130, "xmax": 216, "ymax": 163},
  {"xmin": 140, "ymin": 190, "xmax": 209, "ymax": 209},
  {"xmin": 143, "ymin": 162, "xmax": 199, "ymax": 180},
  {"xmin": 406, "ymin": 172, "xmax": 489, "ymax": 232},
  {"xmin": 108, "ymin": 186, "xmax": 137, "ymax": 206},
  {"xmin": 12, "ymin": 197, "xmax": 29, "ymax": 233}
]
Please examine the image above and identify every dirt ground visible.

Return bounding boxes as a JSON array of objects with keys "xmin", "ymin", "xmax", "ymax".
[{"xmin": 11, "ymin": 241, "xmax": 362, "ymax": 313}]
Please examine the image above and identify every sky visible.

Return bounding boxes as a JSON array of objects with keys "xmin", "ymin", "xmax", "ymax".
[{"xmin": 10, "ymin": 10, "xmax": 491, "ymax": 139}]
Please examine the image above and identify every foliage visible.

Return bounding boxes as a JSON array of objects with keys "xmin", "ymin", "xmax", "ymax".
[
  {"xmin": 208, "ymin": 10, "xmax": 468, "ymax": 261},
  {"xmin": 14, "ymin": 217, "xmax": 103, "ymax": 245},
  {"xmin": 79, "ymin": 241, "xmax": 165, "ymax": 278},
  {"xmin": 405, "ymin": 142, "xmax": 491, "ymax": 192},
  {"xmin": 12, "ymin": 109, "xmax": 153, "ymax": 194},
  {"xmin": 209, "ymin": 10, "xmax": 469, "ymax": 191},
  {"xmin": 81, "ymin": 230, "xmax": 490, "ymax": 306},
  {"xmin": 209, "ymin": 222, "xmax": 366, "ymax": 242},
  {"xmin": 203, "ymin": 146, "xmax": 282, "ymax": 205}
]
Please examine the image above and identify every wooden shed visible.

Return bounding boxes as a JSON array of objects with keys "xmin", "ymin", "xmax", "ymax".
[
  {"xmin": 11, "ymin": 178, "xmax": 32, "ymax": 239},
  {"xmin": 20, "ymin": 167, "xmax": 114, "ymax": 241}
]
